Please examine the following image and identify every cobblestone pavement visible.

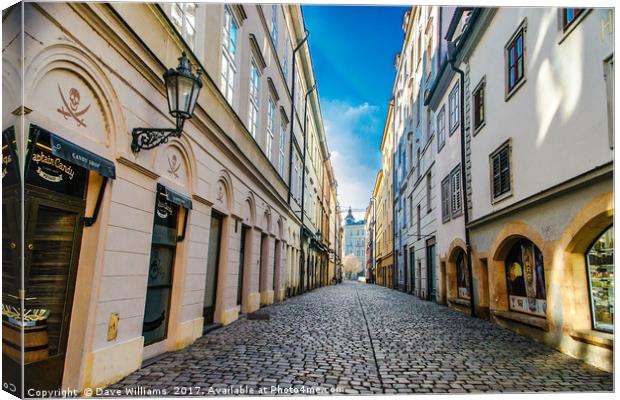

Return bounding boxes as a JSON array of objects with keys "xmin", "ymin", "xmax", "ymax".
[{"xmin": 106, "ymin": 282, "xmax": 612, "ymax": 395}]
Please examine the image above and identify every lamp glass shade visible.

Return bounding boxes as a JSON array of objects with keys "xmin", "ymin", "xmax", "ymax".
[
  {"xmin": 175, "ymin": 74, "xmax": 195, "ymax": 119},
  {"xmin": 164, "ymin": 71, "xmax": 178, "ymax": 116}
]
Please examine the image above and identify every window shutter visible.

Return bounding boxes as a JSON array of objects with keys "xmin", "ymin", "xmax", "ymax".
[{"xmin": 451, "ymin": 169, "xmax": 461, "ymax": 215}]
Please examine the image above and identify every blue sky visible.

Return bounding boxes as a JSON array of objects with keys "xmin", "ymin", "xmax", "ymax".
[{"xmin": 302, "ymin": 5, "xmax": 408, "ymax": 220}]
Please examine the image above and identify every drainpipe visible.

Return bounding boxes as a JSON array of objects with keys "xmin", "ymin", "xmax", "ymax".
[
  {"xmin": 298, "ymin": 82, "xmax": 317, "ymax": 293},
  {"xmin": 287, "ymin": 29, "xmax": 310, "ymax": 206},
  {"xmin": 447, "ymin": 41, "xmax": 476, "ymax": 318}
]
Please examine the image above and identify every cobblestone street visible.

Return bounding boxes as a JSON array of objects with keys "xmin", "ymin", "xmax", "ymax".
[{"xmin": 107, "ymin": 282, "xmax": 613, "ymax": 395}]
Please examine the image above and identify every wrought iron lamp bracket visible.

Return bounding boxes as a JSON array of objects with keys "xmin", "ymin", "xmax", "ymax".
[{"xmin": 131, "ymin": 119, "xmax": 184, "ymax": 153}]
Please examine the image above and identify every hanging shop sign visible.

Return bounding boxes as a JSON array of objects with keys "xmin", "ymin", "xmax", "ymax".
[{"xmin": 2, "ymin": 127, "xmax": 19, "ymax": 187}]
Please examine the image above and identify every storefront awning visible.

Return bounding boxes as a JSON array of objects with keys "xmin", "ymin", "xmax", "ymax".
[
  {"xmin": 158, "ymin": 183, "xmax": 192, "ymax": 209},
  {"xmin": 47, "ymin": 129, "xmax": 116, "ymax": 179}
]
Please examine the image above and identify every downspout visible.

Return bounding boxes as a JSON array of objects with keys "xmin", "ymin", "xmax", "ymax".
[
  {"xmin": 287, "ymin": 29, "xmax": 310, "ymax": 205},
  {"xmin": 447, "ymin": 41, "xmax": 476, "ymax": 318},
  {"xmin": 299, "ymin": 82, "xmax": 317, "ymax": 293}
]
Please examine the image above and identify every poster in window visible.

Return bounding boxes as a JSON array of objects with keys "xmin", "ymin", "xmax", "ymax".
[
  {"xmin": 506, "ymin": 239, "xmax": 546, "ymax": 317},
  {"xmin": 456, "ymin": 251, "xmax": 470, "ymax": 299}
]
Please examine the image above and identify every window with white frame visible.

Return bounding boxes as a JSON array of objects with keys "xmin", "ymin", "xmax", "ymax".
[
  {"xmin": 271, "ymin": 4, "xmax": 278, "ymax": 48},
  {"xmin": 437, "ymin": 105, "xmax": 446, "ymax": 151},
  {"xmin": 171, "ymin": 3, "xmax": 197, "ymax": 49},
  {"xmin": 448, "ymin": 82, "xmax": 459, "ymax": 133},
  {"xmin": 248, "ymin": 60, "xmax": 260, "ymax": 138},
  {"xmin": 279, "ymin": 121, "xmax": 287, "ymax": 177},
  {"xmin": 221, "ymin": 6, "xmax": 237, "ymax": 104},
  {"xmin": 266, "ymin": 98, "xmax": 275, "ymax": 162}
]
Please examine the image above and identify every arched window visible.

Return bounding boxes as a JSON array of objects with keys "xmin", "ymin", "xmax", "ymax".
[
  {"xmin": 456, "ymin": 250, "xmax": 470, "ymax": 299},
  {"xmin": 586, "ymin": 226, "xmax": 614, "ymax": 332},
  {"xmin": 505, "ymin": 239, "xmax": 546, "ymax": 316}
]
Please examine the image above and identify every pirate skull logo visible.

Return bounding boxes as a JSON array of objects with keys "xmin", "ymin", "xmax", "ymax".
[{"xmin": 68, "ymin": 88, "xmax": 80, "ymax": 111}]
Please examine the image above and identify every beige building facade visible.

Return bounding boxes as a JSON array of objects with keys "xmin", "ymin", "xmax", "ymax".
[
  {"xmin": 2, "ymin": 2, "xmax": 336, "ymax": 395},
  {"xmin": 427, "ymin": 7, "xmax": 614, "ymax": 371}
]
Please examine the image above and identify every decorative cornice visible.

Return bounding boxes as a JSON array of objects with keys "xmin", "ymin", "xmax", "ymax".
[
  {"xmin": 116, "ymin": 156, "xmax": 160, "ymax": 179},
  {"xmin": 249, "ymin": 34, "xmax": 267, "ymax": 71}
]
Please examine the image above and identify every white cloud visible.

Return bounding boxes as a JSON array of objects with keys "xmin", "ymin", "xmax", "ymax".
[{"xmin": 322, "ymin": 98, "xmax": 383, "ymax": 221}]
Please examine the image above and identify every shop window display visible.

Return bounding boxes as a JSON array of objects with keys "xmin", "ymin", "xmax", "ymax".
[
  {"xmin": 505, "ymin": 239, "xmax": 546, "ymax": 316},
  {"xmin": 456, "ymin": 250, "xmax": 470, "ymax": 299},
  {"xmin": 586, "ymin": 226, "xmax": 614, "ymax": 332}
]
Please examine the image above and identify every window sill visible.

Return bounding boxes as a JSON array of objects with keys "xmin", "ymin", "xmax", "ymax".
[
  {"xmin": 448, "ymin": 123, "xmax": 459, "ymax": 137},
  {"xmin": 570, "ymin": 329, "xmax": 614, "ymax": 350},
  {"xmin": 473, "ymin": 121, "xmax": 486, "ymax": 136},
  {"xmin": 491, "ymin": 191, "xmax": 513, "ymax": 205},
  {"xmin": 505, "ymin": 78, "xmax": 526, "ymax": 102},
  {"xmin": 492, "ymin": 310, "xmax": 548, "ymax": 331}
]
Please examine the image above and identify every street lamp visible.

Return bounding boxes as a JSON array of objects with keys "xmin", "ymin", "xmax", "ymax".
[{"xmin": 131, "ymin": 52, "xmax": 203, "ymax": 153}]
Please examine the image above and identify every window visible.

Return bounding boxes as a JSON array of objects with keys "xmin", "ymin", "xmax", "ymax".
[
  {"xmin": 441, "ymin": 176, "xmax": 450, "ymax": 223},
  {"xmin": 416, "ymin": 204, "xmax": 421, "ymax": 239},
  {"xmin": 426, "ymin": 172, "xmax": 431, "ymax": 213},
  {"xmin": 221, "ymin": 7, "xmax": 238, "ymax": 104},
  {"xmin": 604, "ymin": 56, "xmax": 614, "ymax": 149},
  {"xmin": 562, "ymin": 8, "xmax": 584, "ymax": 30},
  {"xmin": 296, "ymin": 154, "xmax": 303, "ymax": 202},
  {"xmin": 415, "ymin": 91, "xmax": 421, "ymax": 126},
  {"xmin": 448, "ymin": 82, "xmax": 459, "ymax": 133},
  {"xmin": 426, "ymin": 107, "xmax": 432, "ymax": 141},
  {"xmin": 586, "ymin": 226, "xmax": 614, "ymax": 332},
  {"xmin": 409, "ymin": 195, "xmax": 413, "ymax": 227},
  {"xmin": 283, "ymin": 38, "xmax": 290, "ymax": 79},
  {"xmin": 425, "ymin": 38, "xmax": 432, "ymax": 78},
  {"xmin": 266, "ymin": 98, "xmax": 275, "ymax": 162},
  {"xmin": 491, "ymin": 142, "xmax": 511, "ymax": 201},
  {"xmin": 171, "ymin": 3, "xmax": 196, "ymax": 49},
  {"xmin": 416, "ymin": 147, "xmax": 421, "ymax": 179},
  {"xmin": 248, "ymin": 60, "xmax": 260, "ymax": 138},
  {"xmin": 437, "ymin": 105, "xmax": 446, "ymax": 152},
  {"xmin": 271, "ymin": 4, "xmax": 278, "ymax": 48},
  {"xmin": 279, "ymin": 121, "xmax": 286, "ymax": 177},
  {"xmin": 450, "ymin": 167, "xmax": 462, "ymax": 216},
  {"xmin": 505, "ymin": 239, "xmax": 546, "ymax": 317},
  {"xmin": 473, "ymin": 79, "xmax": 485, "ymax": 132},
  {"xmin": 506, "ymin": 24, "xmax": 525, "ymax": 93}
]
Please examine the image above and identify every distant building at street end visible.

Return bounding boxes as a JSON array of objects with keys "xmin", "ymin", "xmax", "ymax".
[{"xmin": 342, "ymin": 207, "xmax": 366, "ymax": 279}]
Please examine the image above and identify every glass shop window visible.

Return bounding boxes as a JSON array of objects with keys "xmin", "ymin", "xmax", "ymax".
[
  {"xmin": 456, "ymin": 250, "xmax": 470, "ymax": 299},
  {"xmin": 587, "ymin": 226, "xmax": 614, "ymax": 332},
  {"xmin": 505, "ymin": 239, "xmax": 547, "ymax": 317}
]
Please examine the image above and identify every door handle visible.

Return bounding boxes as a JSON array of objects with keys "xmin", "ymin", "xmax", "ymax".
[{"xmin": 27, "ymin": 243, "xmax": 34, "ymax": 251}]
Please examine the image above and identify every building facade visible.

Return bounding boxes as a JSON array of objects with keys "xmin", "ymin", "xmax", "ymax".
[
  {"xmin": 392, "ymin": 6, "xmax": 441, "ymax": 299},
  {"xmin": 342, "ymin": 207, "xmax": 366, "ymax": 279},
  {"xmin": 426, "ymin": 7, "xmax": 614, "ymax": 371},
  {"xmin": 370, "ymin": 101, "xmax": 395, "ymax": 288},
  {"xmin": 2, "ymin": 2, "xmax": 337, "ymax": 394}
]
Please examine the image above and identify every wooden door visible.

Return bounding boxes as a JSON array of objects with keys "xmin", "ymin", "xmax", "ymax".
[{"xmin": 4, "ymin": 187, "xmax": 85, "ymax": 393}]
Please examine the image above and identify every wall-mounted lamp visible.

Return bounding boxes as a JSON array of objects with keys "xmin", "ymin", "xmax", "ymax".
[{"xmin": 131, "ymin": 52, "xmax": 202, "ymax": 153}]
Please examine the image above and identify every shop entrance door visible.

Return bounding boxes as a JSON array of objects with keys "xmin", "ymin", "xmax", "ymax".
[
  {"xmin": 203, "ymin": 212, "xmax": 223, "ymax": 326},
  {"xmin": 426, "ymin": 239, "xmax": 436, "ymax": 301},
  {"xmin": 19, "ymin": 189, "xmax": 85, "ymax": 390}
]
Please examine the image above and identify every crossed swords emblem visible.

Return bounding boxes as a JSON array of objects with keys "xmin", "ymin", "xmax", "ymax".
[{"xmin": 57, "ymin": 84, "xmax": 90, "ymax": 127}]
